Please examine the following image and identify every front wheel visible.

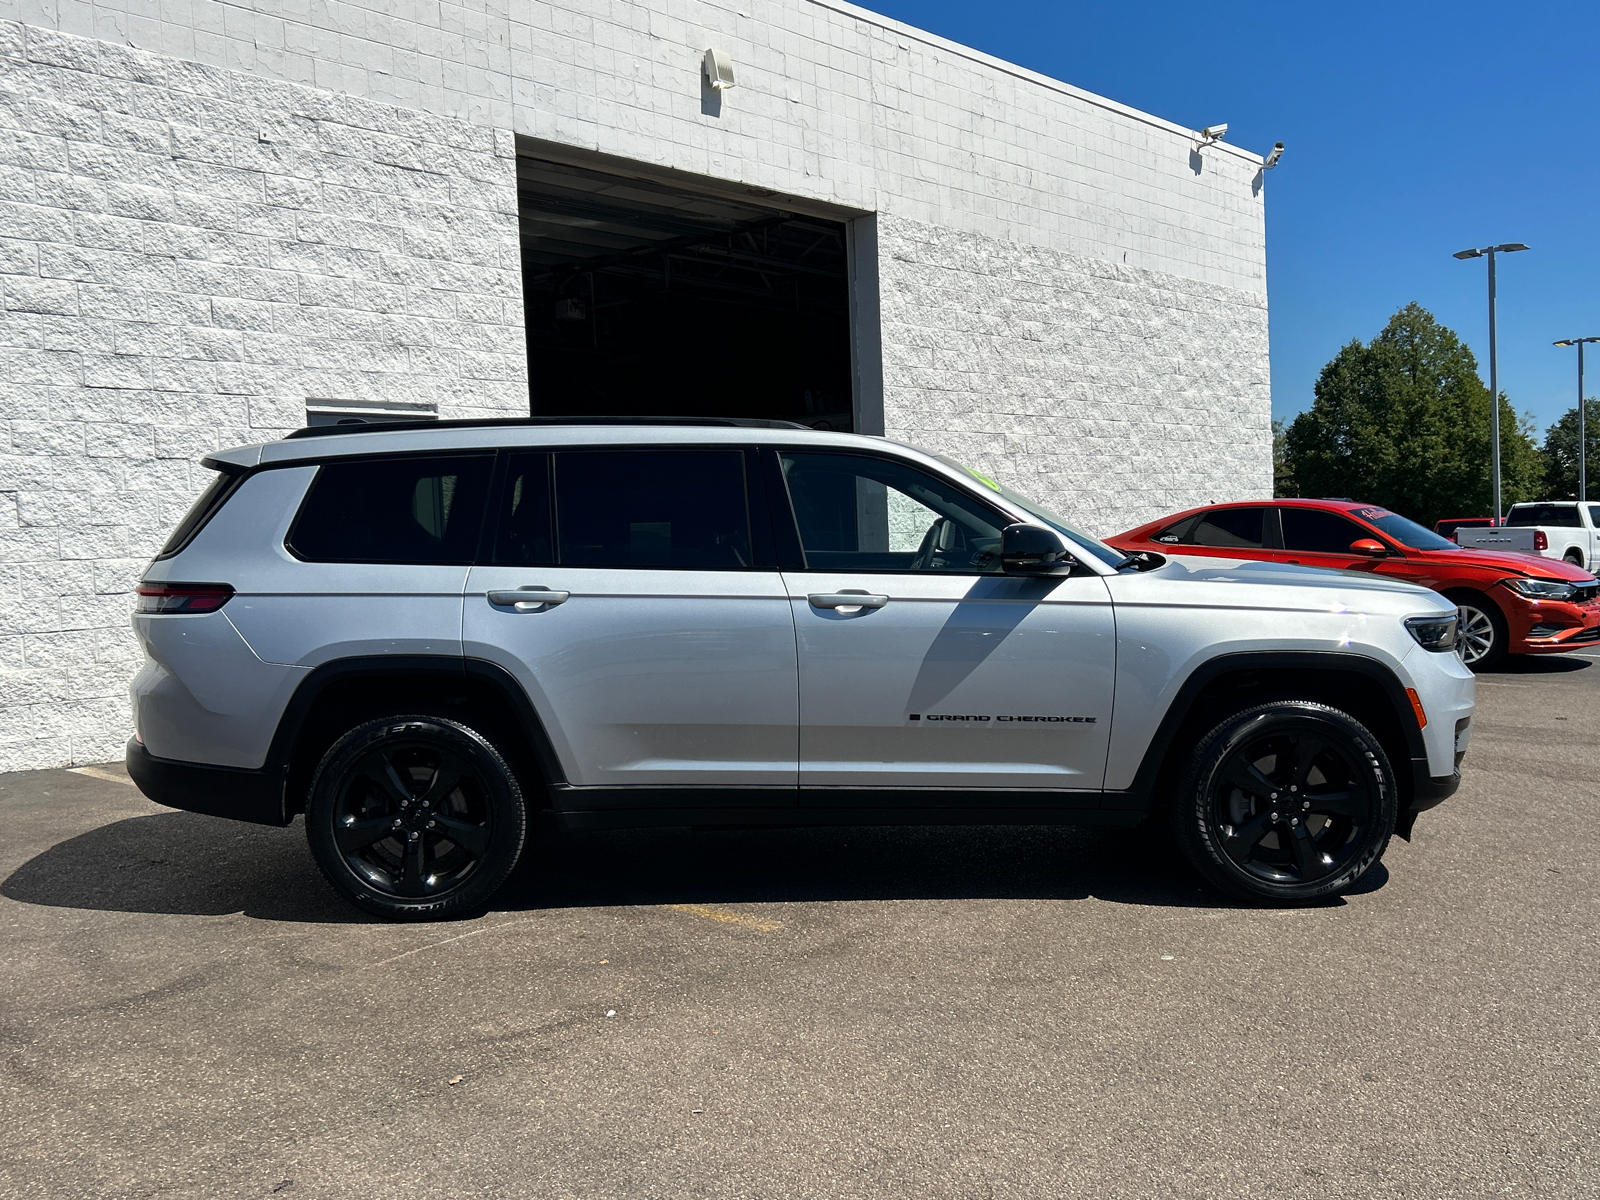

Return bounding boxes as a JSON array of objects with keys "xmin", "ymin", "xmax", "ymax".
[
  {"xmin": 1171, "ymin": 701, "xmax": 1397, "ymax": 905},
  {"xmin": 1449, "ymin": 592, "xmax": 1507, "ymax": 670},
  {"xmin": 305, "ymin": 715, "xmax": 528, "ymax": 921}
]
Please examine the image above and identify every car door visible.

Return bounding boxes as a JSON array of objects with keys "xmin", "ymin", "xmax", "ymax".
[
  {"xmin": 772, "ymin": 448, "xmax": 1116, "ymax": 798},
  {"xmin": 1165, "ymin": 505, "xmax": 1280, "ymax": 561},
  {"xmin": 1278, "ymin": 506, "xmax": 1396, "ymax": 574},
  {"xmin": 463, "ymin": 445, "xmax": 799, "ymax": 802}
]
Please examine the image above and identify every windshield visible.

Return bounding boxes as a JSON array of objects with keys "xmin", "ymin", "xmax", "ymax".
[
  {"xmin": 1350, "ymin": 506, "xmax": 1458, "ymax": 551},
  {"xmin": 931, "ymin": 453, "xmax": 1129, "ymax": 568}
]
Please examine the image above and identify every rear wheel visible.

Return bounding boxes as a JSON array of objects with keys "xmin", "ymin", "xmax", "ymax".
[
  {"xmin": 305, "ymin": 715, "xmax": 527, "ymax": 921},
  {"xmin": 1564, "ymin": 550, "xmax": 1584, "ymax": 567},
  {"xmin": 1448, "ymin": 592, "xmax": 1507, "ymax": 670},
  {"xmin": 1171, "ymin": 701, "xmax": 1397, "ymax": 905}
]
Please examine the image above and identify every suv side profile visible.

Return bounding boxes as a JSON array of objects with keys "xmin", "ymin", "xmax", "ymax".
[{"xmin": 128, "ymin": 421, "xmax": 1475, "ymax": 919}]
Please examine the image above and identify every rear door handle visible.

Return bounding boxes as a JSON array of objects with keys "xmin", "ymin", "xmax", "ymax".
[
  {"xmin": 807, "ymin": 591, "xmax": 889, "ymax": 610},
  {"xmin": 487, "ymin": 586, "xmax": 570, "ymax": 611}
]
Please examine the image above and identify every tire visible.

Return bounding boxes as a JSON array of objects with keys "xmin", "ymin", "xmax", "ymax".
[
  {"xmin": 1564, "ymin": 550, "xmax": 1584, "ymax": 567},
  {"xmin": 1170, "ymin": 701, "xmax": 1398, "ymax": 905},
  {"xmin": 305, "ymin": 715, "xmax": 528, "ymax": 921},
  {"xmin": 1448, "ymin": 591, "xmax": 1507, "ymax": 670}
]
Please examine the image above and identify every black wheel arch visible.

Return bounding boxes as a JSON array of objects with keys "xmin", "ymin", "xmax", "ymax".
[
  {"xmin": 1120, "ymin": 651, "xmax": 1427, "ymax": 818},
  {"xmin": 266, "ymin": 656, "xmax": 567, "ymax": 819}
]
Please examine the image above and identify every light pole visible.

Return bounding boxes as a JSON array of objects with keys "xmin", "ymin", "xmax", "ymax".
[
  {"xmin": 1554, "ymin": 337, "xmax": 1600, "ymax": 501},
  {"xmin": 1454, "ymin": 243, "xmax": 1529, "ymax": 522}
]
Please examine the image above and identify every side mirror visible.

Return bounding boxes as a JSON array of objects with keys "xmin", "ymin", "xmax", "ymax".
[
  {"xmin": 1349, "ymin": 538, "xmax": 1388, "ymax": 557},
  {"xmin": 1001, "ymin": 523, "xmax": 1077, "ymax": 575}
]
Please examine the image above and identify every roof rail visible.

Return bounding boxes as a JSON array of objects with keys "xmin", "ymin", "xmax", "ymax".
[{"xmin": 283, "ymin": 415, "xmax": 818, "ymax": 439}]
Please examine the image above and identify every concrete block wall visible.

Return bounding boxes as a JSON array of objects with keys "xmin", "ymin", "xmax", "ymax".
[
  {"xmin": 21, "ymin": 0, "xmax": 1268, "ymax": 293},
  {"xmin": 0, "ymin": 22, "xmax": 525, "ymax": 770},
  {"xmin": 878, "ymin": 215, "xmax": 1271, "ymax": 536}
]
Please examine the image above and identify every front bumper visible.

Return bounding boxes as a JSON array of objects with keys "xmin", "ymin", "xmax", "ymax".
[
  {"xmin": 125, "ymin": 737, "xmax": 289, "ymax": 827},
  {"xmin": 1509, "ymin": 596, "xmax": 1600, "ymax": 654}
]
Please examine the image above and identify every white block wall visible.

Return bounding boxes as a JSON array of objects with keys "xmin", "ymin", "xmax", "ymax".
[
  {"xmin": 0, "ymin": 22, "xmax": 524, "ymax": 770},
  {"xmin": 1, "ymin": 1, "xmax": 1271, "ymax": 770},
  {"xmin": 878, "ymin": 215, "xmax": 1270, "ymax": 536}
]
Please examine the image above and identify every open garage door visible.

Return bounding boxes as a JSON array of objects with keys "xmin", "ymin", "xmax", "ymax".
[{"xmin": 518, "ymin": 148, "xmax": 857, "ymax": 431}]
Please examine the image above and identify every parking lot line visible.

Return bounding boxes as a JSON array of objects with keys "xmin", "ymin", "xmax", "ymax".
[
  {"xmin": 67, "ymin": 765, "xmax": 133, "ymax": 785},
  {"xmin": 667, "ymin": 903, "xmax": 782, "ymax": 933}
]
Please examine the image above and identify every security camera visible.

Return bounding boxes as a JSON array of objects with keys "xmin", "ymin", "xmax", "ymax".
[
  {"xmin": 1262, "ymin": 142, "xmax": 1284, "ymax": 169},
  {"xmin": 1200, "ymin": 123, "xmax": 1228, "ymax": 142}
]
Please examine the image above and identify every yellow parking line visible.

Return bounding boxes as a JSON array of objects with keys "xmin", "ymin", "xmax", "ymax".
[
  {"xmin": 68, "ymin": 765, "xmax": 134, "ymax": 786},
  {"xmin": 667, "ymin": 903, "xmax": 782, "ymax": 933}
]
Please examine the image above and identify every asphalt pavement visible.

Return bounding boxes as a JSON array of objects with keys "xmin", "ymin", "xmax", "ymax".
[{"xmin": 2, "ymin": 654, "xmax": 1597, "ymax": 1199}]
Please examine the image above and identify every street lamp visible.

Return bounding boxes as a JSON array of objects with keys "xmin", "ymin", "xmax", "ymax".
[
  {"xmin": 1454, "ymin": 242, "xmax": 1529, "ymax": 522},
  {"xmin": 1554, "ymin": 337, "xmax": 1600, "ymax": 502}
]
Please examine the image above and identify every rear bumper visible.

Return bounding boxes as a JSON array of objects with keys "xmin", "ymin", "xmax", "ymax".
[{"xmin": 125, "ymin": 737, "xmax": 289, "ymax": 827}]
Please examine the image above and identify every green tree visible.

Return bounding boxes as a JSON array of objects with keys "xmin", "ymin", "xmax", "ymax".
[
  {"xmin": 1272, "ymin": 417, "xmax": 1297, "ymax": 497},
  {"xmin": 1539, "ymin": 398, "xmax": 1600, "ymax": 499},
  {"xmin": 1282, "ymin": 302, "xmax": 1542, "ymax": 527}
]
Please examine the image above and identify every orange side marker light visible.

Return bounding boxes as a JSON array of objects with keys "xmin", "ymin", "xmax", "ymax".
[{"xmin": 1405, "ymin": 687, "xmax": 1428, "ymax": 729}]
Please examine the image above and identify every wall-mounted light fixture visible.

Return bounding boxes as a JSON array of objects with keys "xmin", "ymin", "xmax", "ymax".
[{"xmin": 703, "ymin": 48, "xmax": 736, "ymax": 90}]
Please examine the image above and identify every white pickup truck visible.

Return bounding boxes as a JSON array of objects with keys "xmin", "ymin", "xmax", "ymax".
[{"xmin": 1459, "ymin": 501, "xmax": 1600, "ymax": 568}]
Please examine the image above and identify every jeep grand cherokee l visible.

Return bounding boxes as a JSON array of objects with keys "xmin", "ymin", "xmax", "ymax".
[{"xmin": 127, "ymin": 420, "xmax": 1474, "ymax": 918}]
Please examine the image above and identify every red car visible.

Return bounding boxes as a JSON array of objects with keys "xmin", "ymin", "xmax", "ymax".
[
  {"xmin": 1109, "ymin": 498, "xmax": 1600, "ymax": 669},
  {"xmin": 1434, "ymin": 516, "xmax": 1500, "ymax": 542}
]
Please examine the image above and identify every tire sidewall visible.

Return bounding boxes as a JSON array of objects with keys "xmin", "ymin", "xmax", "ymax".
[
  {"xmin": 1173, "ymin": 702, "xmax": 1398, "ymax": 905},
  {"xmin": 305, "ymin": 715, "xmax": 527, "ymax": 921}
]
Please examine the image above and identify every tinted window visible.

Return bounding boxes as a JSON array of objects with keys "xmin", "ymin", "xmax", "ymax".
[
  {"xmin": 491, "ymin": 453, "xmax": 554, "ymax": 566},
  {"xmin": 780, "ymin": 452, "xmax": 1007, "ymax": 572},
  {"xmin": 553, "ymin": 450, "xmax": 751, "ymax": 569},
  {"xmin": 1589, "ymin": 506, "xmax": 1600, "ymax": 528},
  {"xmin": 288, "ymin": 455, "xmax": 491, "ymax": 564},
  {"xmin": 1351, "ymin": 506, "xmax": 1456, "ymax": 550},
  {"xmin": 1188, "ymin": 507, "xmax": 1265, "ymax": 549},
  {"xmin": 1154, "ymin": 515, "xmax": 1199, "ymax": 545},
  {"xmin": 1507, "ymin": 504, "xmax": 1582, "ymax": 528},
  {"xmin": 156, "ymin": 470, "xmax": 244, "ymax": 560},
  {"xmin": 1281, "ymin": 507, "xmax": 1367, "ymax": 554}
]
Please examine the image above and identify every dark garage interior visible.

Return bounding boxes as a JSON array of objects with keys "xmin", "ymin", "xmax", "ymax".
[{"xmin": 517, "ymin": 151, "xmax": 856, "ymax": 430}]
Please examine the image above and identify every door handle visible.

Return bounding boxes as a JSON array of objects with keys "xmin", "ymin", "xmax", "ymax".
[
  {"xmin": 487, "ymin": 586, "xmax": 570, "ymax": 611},
  {"xmin": 807, "ymin": 591, "xmax": 889, "ymax": 610}
]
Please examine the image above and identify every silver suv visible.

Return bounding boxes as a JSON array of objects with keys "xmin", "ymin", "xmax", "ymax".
[{"xmin": 126, "ymin": 419, "xmax": 1475, "ymax": 919}]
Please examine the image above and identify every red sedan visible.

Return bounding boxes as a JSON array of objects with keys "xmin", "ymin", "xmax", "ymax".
[{"xmin": 1109, "ymin": 498, "xmax": 1600, "ymax": 669}]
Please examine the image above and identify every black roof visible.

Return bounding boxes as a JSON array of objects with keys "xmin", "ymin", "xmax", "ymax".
[{"xmin": 284, "ymin": 416, "xmax": 816, "ymax": 440}]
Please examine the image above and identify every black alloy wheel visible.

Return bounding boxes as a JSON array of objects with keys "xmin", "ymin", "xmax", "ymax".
[
  {"xmin": 1172, "ymin": 701, "xmax": 1397, "ymax": 904},
  {"xmin": 305, "ymin": 715, "xmax": 527, "ymax": 920},
  {"xmin": 1449, "ymin": 592, "xmax": 1506, "ymax": 671}
]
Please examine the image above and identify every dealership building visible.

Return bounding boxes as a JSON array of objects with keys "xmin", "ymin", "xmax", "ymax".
[{"xmin": 0, "ymin": 1, "xmax": 1271, "ymax": 771}]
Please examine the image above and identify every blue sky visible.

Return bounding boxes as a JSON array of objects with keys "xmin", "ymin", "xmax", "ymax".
[{"xmin": 867, "ymin": 1, "xmax": 1600, "ymax": 437}]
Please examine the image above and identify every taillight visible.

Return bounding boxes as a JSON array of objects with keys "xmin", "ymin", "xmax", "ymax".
[
  {"xmin": 135, "ymin": 582, "xmax": 234, "ymax": 614},
  {"xmin": 1535, "ymin": 531, "xmax": 1549, "ymax": 551}
]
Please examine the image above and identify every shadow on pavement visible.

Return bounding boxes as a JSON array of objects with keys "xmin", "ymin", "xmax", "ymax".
[
  {"xmin": 4, "ymin": 810, "xmax": 1380, "ymax": 923},
  {"xmin": 1488, "ymin": 654, "xmax": 1593, "ymax": 675}
]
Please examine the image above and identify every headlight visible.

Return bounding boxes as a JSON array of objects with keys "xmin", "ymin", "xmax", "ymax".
[
  {"xmin": 1405, "ymin": 614, "xmax": 1459, "ymax": 652},
  {"xmin": 1505, "ymin": 577, "xmax": 1576, "ymax": 601}
]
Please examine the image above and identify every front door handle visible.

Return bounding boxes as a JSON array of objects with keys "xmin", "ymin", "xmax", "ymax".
[
  {"xmin": 807, "ymin": 591, "xmax": 889, "ymax": 610},
  {"xmin": 487, "ymin": 586, "xmax": 570, "ymax": 611}
]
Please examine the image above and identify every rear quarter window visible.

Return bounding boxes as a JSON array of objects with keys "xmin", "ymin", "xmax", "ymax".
[
  {"xmin": 155, "ymin": 470, "xmax": 247, "ymax": 560},
  {"xmin": 286, "ymin": 454, "xmax": 493, "ymax": 564}
]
